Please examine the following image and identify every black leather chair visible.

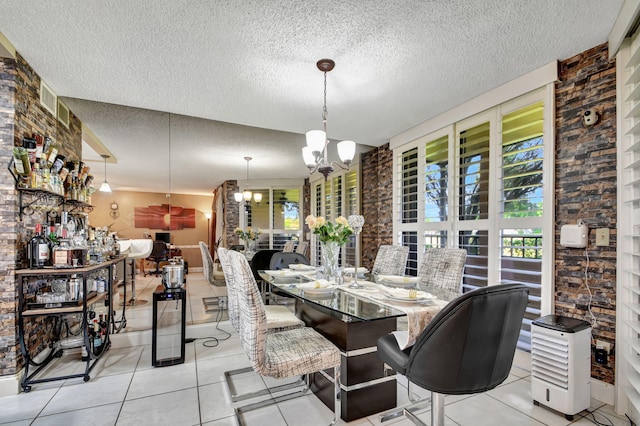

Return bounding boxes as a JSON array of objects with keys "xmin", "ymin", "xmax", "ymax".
[
  {"xmin": 269, "ymin": 252, "xmax": 309, "ymax": 270},
  {"xmin": 377, "ymin": 284, "xmax": 529, "ymax": 426},
  {"xmin": 249, "ymin": 249, "xmax": 280, "ymax": 302},
  {"xmin": 145, "ymin": 240, "xmax": 169, "ymax": 277}
]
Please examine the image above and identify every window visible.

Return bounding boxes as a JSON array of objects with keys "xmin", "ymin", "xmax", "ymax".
[
  {"xmin": 309, "ymin": 167, "xmax": 360, "ymax": 265},
  {"xmin": 240, "ymin": 187, "xmax": 303, "ymax": 251},
  {"xmin": 394, "ymin": 88, "xmax": 553, "ymax": 350}
]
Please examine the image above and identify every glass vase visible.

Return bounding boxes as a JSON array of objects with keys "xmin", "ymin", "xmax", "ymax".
[{"xmin": 321, "ymin": 241, "xmax": 341, "ymax": 281}]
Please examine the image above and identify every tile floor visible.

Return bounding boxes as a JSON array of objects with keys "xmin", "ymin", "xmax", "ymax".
[{"xmin": 0, "ymin": 272, "xmax": 629, "ymax": 425}]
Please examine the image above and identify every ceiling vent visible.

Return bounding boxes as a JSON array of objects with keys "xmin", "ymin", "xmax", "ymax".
[
  {"xmin": 57, "ymin": 99, "xmax": 69, "ymax": 128},
  {"xmin": 39, "ymin": 80, "xmax": 57, "ymax": 117}
]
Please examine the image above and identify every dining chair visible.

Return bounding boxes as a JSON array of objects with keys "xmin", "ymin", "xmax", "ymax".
[
  {"xmin": 372, "ymin": 245, "xmax": 410, "ymax": 276},
  {"xmin": 249, "ymin": 249, "xmax": 280, "ymax": 302},
  {"xmin": 416, "ymin": 248, "xmax": 467, "ymax": 300},
  {"xmin": 145, "ymin": 240, "xmax": 169, "ymax": 277},
  {"xmin": 295, "ymin": 241, "xmax": 309, "ymax": 257},
  {"xmin": 282, "ymin": 240, "xmax": 296, "ymax": 252},
  {"xmin": 217, "ymin": 248, "xmax": 307, "ymax": 405},
  {"xmin": 269, "ymin": 252, "xmax": 309, "ymax": 270},
  {"xmin": 377, "ymin": 284, "xmax": 529, "ymax": 425},
  {"xmin": 225, "ymin": 249, "xmax": 342, "ymax": 424}
]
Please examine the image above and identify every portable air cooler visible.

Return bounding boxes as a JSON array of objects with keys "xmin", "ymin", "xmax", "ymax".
[{"xmin": 530, "ymin": 315, "xmax": 591, "ymax": 420}]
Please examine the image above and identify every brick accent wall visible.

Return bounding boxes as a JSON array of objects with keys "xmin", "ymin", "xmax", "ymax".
[
  {"xmin": 222, "ymin": 180, "xmax": 240, "ymax": 247},
  {"xmin": 0, "ymin": 56, "xmax": 18, "ymax": 377},
  {"xmin": 0, "ymin": 53, "xmax": 83, "ymax": 377},
  {"xmin": 360, "ymin": 144, "xmax": 394, "ymax": 271},
  {"xmin": 555, "ymin": 43, "xmax": 617, "ymax": 384}
]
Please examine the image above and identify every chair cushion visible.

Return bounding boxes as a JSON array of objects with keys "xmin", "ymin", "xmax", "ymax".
[
  {"xmin": 262, "ymin": 327, "xmax": 340, "ymax": 379},
  {"xmin": 264, "ymin": 305, "xmax": 304, "ymax": 330},
  {"xmin": 377, "ymin": 333, "xmax": 412, "ymax": 375}
]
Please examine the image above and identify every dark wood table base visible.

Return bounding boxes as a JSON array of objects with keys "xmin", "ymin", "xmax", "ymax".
[{"xmin": 296, "ymin": 300, "xmax": 397, "ymax": 422}]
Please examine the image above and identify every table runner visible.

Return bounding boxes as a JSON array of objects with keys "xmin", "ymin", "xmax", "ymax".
[{"xmin": 339, "ymin": 281, "xmax": 448, "ymax": 349}]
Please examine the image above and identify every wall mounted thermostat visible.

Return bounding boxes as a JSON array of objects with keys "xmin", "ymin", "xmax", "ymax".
[{"xmin": 560, "ymin": 223, "xmax": 588, "ymax": 248}]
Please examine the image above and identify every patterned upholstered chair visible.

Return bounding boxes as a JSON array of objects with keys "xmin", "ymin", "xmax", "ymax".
[
  {"xmin": 282, "ymin": 240, "xmax": 296, "ymax": 252},
  {"xmin": 295, "ymin": 241, "xmax": 309, "ymax": 257},
  {"xmin": 217, "ymin": 248, "xmax": 306, "ymax": 405},
  {"xmin": 225, "ymin": 249, "xmax": 341, "ymax": 424},
  {"xmin": 417, "ymin": 248, "xmax": 467, "ymax": 301},
  {"xmin": 199, "ymin": 241, "xmax": 222, "ymax": 287},
  {"xmin": 372, "ymin": 245, "xmax": 410, "ymax": 276},
  {"xmin": 217, "ymin": 248, "xmax": 303, "ymax": 333}
]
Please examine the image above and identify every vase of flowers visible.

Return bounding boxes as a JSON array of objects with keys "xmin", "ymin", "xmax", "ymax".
[
  {"xmin": 234, "ymin": 227, "xmax": 261, "ymax": 256},
  {"xmin": 305, "ymin": 215, "xmax": 353, "ymax": 281}
]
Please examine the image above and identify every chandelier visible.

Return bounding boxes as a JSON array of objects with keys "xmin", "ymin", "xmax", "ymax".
[
  {"xmin": 234, "ymin": 157, "xmax": 262, "ymax": 203},
  {"xmin": 302, "ymin": 59, "xmax": 356, "ymax": 180}
]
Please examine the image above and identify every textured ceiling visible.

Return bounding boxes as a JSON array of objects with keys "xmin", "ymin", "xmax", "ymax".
[{"xmin": 0, "ymin": 0, "xmax": 624, "ymax": 195}]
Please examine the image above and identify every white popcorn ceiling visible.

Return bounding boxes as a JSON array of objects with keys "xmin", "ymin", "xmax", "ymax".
[{"xmin": 0, "ymin": 0, "xmax": 623, "ymax": 194}]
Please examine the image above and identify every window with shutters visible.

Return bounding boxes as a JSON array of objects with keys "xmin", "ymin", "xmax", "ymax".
[
  {"xmin": 394, "ymin": 87, "xmax": 553, "ymax": 351},
  {"xmin": 615, "ymin": 24, "xmax": 640, "ymax": 422}
]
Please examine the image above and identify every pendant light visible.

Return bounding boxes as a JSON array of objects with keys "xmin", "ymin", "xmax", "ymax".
[
  {"xmin": 234, "ymin": 157, "xmax": 261, "ymax": 203},
  {"xmin": 99, "ymin": 154, "xmax": 112, "ymax": 193},
  {"xmin": 302, "ymin": 59, "xmax": 356, "ymax": 180}
]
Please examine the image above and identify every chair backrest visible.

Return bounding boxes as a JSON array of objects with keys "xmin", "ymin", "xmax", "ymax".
[
  {"xmin": 217, "ymin": 247, "xmax": 240, "ymax": 331},
  {"xmin": 230, "ymin": 244, "xmax": 244, "ymax": 251},
  {"xmin": 127, "ymin": 239, "xmax": 153, "ymax": 259},
  {"xmin": 407, "ymin": 284, "xmax": 529, "ymax": 395},
  {"xmin": 269, "ymin": 252, "xmax": 309, "ymax": 270},
  {"xmin": 295, "ymin": 241, "xmax": 309, "ymax": 256},
  {"xmin": 199, "ymin": 241, "xmax": 215, "ymax": 286},
  {"xmin": 249, "ymin": 249, "xmax": 280, "ymax": 281},
  {"xmin": 226, "ymin": 249, "xmax": 268, "ymax": 375},
  {"xmin": 372, "ymin": 245, "xmax": 409, "ymax": 276},
  {"xmin": 282, "ymin": 241, "xmax": 296, "ymax": 252},
  {"xmin": 149, "ymin": 240, "xmax": 169, "ymax": 258},
  {"xmin": 417, "ymin": 248, "xmax": 467, "ymax": 300}
]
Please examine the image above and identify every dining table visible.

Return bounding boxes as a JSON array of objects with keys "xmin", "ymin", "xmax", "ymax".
[{"xmin": 259, "ymin": 268, "xmax": 455, "ymax": 422}]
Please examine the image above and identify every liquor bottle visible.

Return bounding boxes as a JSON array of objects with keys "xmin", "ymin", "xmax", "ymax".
[
  {"xmin": 99, "ymin": 313, "xmax": 108, "ymax": 340},
  {"xmin": 92, "ymin": 319, "xmax": 102, "ymax": 355},
  {"xmin": 12, "ymin": 147, "xmax": 32, "ymax": 177},
  {"xmin": 28, "ymin": 224, "xmax": 49, "ymax": 269},
  {"xmin": 44, "ymin": 138, "xmax": 58, "ymax": 168}
]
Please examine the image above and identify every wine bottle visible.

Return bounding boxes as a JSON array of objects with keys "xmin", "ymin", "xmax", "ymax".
[
  {"xmin": 92, "ymin": 319, "xmax": 102, "ymax": 355},
  {"xmin": 29, "ymin": 224, "xmax": 49, "ymax": 269}
]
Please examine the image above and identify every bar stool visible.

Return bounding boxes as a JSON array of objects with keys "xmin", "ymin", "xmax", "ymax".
[{"xmin": 126, "ymin": 239, "xmax": 153, "ymax": 305}]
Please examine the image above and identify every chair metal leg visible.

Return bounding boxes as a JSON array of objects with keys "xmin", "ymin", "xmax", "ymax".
[
  {"xmin": 379, "ymin": 381, "xmax": 430, "ymax": 423},
  {"xmin": 330, "ymin": 365, "xmax": 341, "ymax": 425},
  {"xmin": 430, "ymin": 392, "xmax": 445, "ymax": 426},
  {"xmin": 225, "ymin": 366, "xmax": 306, "ymax": 403}
]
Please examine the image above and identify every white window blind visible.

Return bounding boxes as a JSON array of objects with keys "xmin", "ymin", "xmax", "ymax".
[{"xmin": 617, "ymin": 24, "xmax": 640, "ymax": 423}]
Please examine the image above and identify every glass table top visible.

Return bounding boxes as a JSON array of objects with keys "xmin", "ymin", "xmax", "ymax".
[{"xmin": 259, "ymin": 271, "xmax": 407, "ymax": 322}]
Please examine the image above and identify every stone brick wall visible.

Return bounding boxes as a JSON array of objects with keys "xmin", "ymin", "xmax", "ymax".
[
  {"xmin": 222, "ymin": 180, "xmax": 240, "ymax": 247},
  {"xmin": 0, "ymin": 53, "xmax": 83, "ymax": 376},
  {"xmin": 0, "ymin": 56, "xmax": 18, "ymax": 377},
  {"xmin": 360, "ymin": 144, "xmax": 394, "ymax": 271},
  {"xmin": 555, "ymin": 43, "xmax": 617, "ymax": 384}
]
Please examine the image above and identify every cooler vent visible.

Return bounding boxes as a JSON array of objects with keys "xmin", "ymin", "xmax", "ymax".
[
  {"xmin": 57, "ymin": 99, "xmax": 69, "ymax": 128},
  {"xmin": 39, "ymin": 80, "xmax": 57, "ymax": 117}
]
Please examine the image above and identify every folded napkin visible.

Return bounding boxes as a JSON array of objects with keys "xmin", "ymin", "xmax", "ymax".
[
  {"xmin": 288, "ymin": 264, "xmax": 316, "ymax": 271},
  {"xmin": 298, "ymin": 279, "xmax": 333, "ymax": 290},
  {"xmin": 377, "ymin": 275, "xmax": 419, "ymax": 284}
]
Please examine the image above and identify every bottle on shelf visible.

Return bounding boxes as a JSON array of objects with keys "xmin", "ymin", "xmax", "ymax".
[
  {"xmin": 28, "ymin": 224, "xmax": 49, "ymax": 269},
  {"xmin": 92, "ymin": 319, "xmax": 102, "ymax": 355},
  {"xmin": 43, "ymin": 138, "xmax": 58, "ymax": 168}
]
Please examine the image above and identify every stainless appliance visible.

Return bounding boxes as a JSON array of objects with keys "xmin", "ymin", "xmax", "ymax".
[{"xmin": 161, "ymin": 260, "xmax": 184, "ymax": 289}]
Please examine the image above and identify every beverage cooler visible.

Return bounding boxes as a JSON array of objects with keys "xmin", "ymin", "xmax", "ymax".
[{"xmin": 151, "ymin": 260, "xmax": 187, "ymax": 367}]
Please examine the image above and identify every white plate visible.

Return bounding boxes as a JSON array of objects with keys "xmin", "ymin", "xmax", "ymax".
[
  {"xmin": 265, "ymin": 269, "xmax": 298, "ymax": 277},
  {"xmin": 382, "ymin": 289, "xmax": 435, "ymax": 301},
  {"xmin": 288, "ymin": 264, "xmax": 316, "ymax": 271},
  {"xmin": 298, "ymin": 281, "xmax": 335, "ymax": 295}
]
